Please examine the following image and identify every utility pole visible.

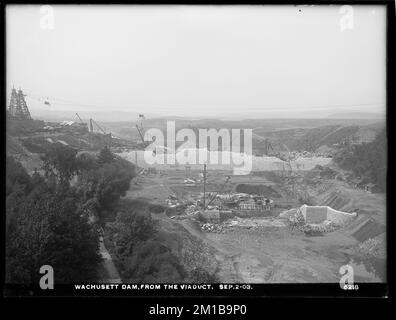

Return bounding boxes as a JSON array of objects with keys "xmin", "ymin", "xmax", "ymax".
[{"xmin": 203, "ymin": 163, "xmax": 207, "ymax": 210}]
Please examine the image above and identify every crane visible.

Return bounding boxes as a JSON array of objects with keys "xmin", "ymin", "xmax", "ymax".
[
  {"xmin": 263, "ymin": 138, "xmax": 274, "ymax": 155},
  {"xmin": 136, "ymin": 124, "xmax": 145, "ymax": 144},
  {"xmin": 135, "ymin": 114, "xmax": 146, "ymax": 144},
  {"xmin": 75, "ymin": 113, "xmax": 85, "ymax": 124},
  {"xmin": 89, "ymin": 118, "xmax": 112, "ymax": 148},
  {"xmin": 256, "ymin": 135, "xmax": 298, "ymax": 162},
  {"xmin": 253, "ymin": 133, "xmax": 299, "ymax": 178},
  {"xmin": 135, "ymin": 114, "xmax": 152, "ymax": 150},
  {"xmin": 90, "ymin": 118, "xmax": 106, "ymax": 134},
  {"xmin": 203, "ymin": 175, "xmax": 231, "ymax": 210}
]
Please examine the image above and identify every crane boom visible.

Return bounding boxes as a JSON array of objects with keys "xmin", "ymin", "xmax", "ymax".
[
  {"xmin": 204, "ymin": 176, "xmax": 231, "ymax": 210},
  {"xmin": 90, "ymin": 118, "xmax": 106, "ymax": 134},
  {"xmin": 89, "ymin": 118, "xmax": 112, "ymax": 148},
  {"xmin": 136, "ymin": 124, "xmax": 145, "ymax": 144},
  {"xmin": 75, "ymin": 113, "xmax": 84, "ymax": 124}
]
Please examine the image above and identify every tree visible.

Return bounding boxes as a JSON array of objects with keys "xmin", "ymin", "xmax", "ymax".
[
  {"xmin": 41, "ymin": 144, "xmax": 80, "ymax": 184},
  {"xmin": 76, "ymin": 152, "xmax": 99, "ymax": 173},
  {"xmin": 97, "ymin": 146, "xmax": 115, "ymax": 165},
  {"xmin": 6, "ymin": 158, "xmax": 101, "ymax": 284},
  {"xmin": 76, "ymin": 155, "xmax": 136, "ymax": 222},
  {"xmin": 6, "ymin": 148, "xmax": 137, "ymax": 284},
  {"xmin": 6, "ymin": 186, "xmax": 101, "ymax": 283},
  {"xmin": 122, "ymin": 240, "xmax": 186, "ymax": 283},
  {"xmin": 6, "ymin": 156, "xmax": 31, "ymax": 196},
  {"xmin": 107, "ymin": 208, "xmax": 155, "ymax": 257}
]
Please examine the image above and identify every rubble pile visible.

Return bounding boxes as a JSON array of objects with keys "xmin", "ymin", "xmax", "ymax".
[
  {"xmin": 303, "ymin": 220, "xmax": 338, "ymax": 235},
  {"xmin": 200, "ymin": 223, "xmax": 226, "ymax": 233},
  {"xmin": 185, "ymin": 204, "xmax": 200, "ymax": 216},
  {"xmin": 166, "ymin": 195, "xmax": 180, "ymax": 207},
  {"xmin": 199, "ymin": 217, "xmax": 287, "ymax": 233},
  {"xmin": 286, "ymin": 209, "xmax": 340, "ymax": 235},
  {"xmin": 224, "ymin": 217, "xmax": 286, "ymax": 228}
]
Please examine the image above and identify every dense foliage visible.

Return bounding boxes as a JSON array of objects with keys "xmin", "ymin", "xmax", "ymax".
[
  {"xmin": 6, "ymin": 145, "xmax": 136, "ymax": 284},
  {"xmin": 104, "ymin": 205, "xmax": 187, "ymax": 283},
  {"xmin": 41, "ymin": 144, "xmax": 80, "ymax": 184},
  {"xmin": 334, "ymin": 128, "xmax": 386, "ymax": 191},
  {"xmin": 75, "ymin": 149, "xmax": 135, "ymax": 223},
  {"xmin": 105, "ymin": 199, "xmax": 218, "ymax": 283}
]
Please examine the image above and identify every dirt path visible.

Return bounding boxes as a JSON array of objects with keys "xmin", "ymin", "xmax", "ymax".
[{"xmin": 99, "ymin": 236, "xmax": 122, "ymax": 284}]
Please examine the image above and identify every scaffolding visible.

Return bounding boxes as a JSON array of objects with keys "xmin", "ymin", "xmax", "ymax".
[{"xmin": 8, "ymin": 88, "xmax": 32, "ymax": 120}]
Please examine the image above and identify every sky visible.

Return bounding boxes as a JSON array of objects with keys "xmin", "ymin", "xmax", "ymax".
[{"xmin": 6, "ymin": 5, "xmax": 386, "ymax": 120}]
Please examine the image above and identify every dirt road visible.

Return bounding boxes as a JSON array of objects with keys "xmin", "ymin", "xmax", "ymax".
[{"xmin": 99, "ymin": 236, "xmax": 122, "ymax": 284}]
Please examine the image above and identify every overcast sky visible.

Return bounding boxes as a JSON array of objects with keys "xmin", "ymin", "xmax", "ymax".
[{"xmin": 6, "ymin": 5, "xmax": 386, "ymax": 119}]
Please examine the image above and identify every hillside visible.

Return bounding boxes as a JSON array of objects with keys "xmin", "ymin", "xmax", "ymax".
[
  {"xmin": 252, "ymin": 123, "xmax": 382, "ymax": 154},
  {"xmin": 333, "ymin": 128, "xmax": 387, "ymax": 192},
  {"xmin": 104, "ymin": 200, "xmax": 218, "ymax": 283}
]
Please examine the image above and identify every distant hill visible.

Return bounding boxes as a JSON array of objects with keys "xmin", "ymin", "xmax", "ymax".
[
  {"xmin": 327, "ymin": 112, "xmax": 384, "ymax": 119},
  {"xmin": 30, "ymin": 109, "xmax": 162, "ymax": 123},
  {"xmin": 252, "ymin": 123, "xmax": 383, "ymax": 154},
  {"xmin": 99, "ymin": 118, "xmax": 385, "ymax": 155}
]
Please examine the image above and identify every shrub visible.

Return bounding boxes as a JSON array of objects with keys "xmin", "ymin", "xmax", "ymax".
[
  {"xmin": 106, "ymin": 209, "xmax": 156, "ymax": 259},
  {"xmin": 187, "ymin": 267, "xmax": 218, "ymax": 283},
  {"xmin": 122, "ymin": 240, "xmax": 186, "ymax": 283},
  {"xmin": 356, "ymin": 238, "xmax": 381, "ymax": 258},
  {"xmin": 6, "ymin": 171, "xmax": 101, "ymax": 283}
]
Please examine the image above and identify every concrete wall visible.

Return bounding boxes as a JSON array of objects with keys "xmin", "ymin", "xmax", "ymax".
[
  {"xmin": 300, "ymin": 205, "xmax": 356, "ymax": 225},
  {"xmin": 327, "ymin": 207, "xmax": 357, "ymax": 225},
  {"xmin": 300, "ymin": 205, "xmax": 328, "ymax": 224}
]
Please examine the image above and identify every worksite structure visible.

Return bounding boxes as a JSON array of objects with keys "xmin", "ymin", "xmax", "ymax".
[
  {"xmin": 8, "ymin": 88, "xmax": 32, "ymax": 120},
  {"xmin": 299, "ymin": 205, "xmax": 357, "ymax": 225}
]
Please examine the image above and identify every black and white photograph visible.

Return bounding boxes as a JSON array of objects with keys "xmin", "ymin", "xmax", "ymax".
[{"xmin": 4, "ymin": 3, "xmax": 390, "ymax": 298}]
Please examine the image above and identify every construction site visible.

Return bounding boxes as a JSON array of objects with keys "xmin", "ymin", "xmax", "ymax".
[
  {"xmin": 115, "ymin": 115, "xmax": 386, "ymax": 283},
  {"xmin": 121, "ymin": 152, "xmax": 386, "ymax": 280},
  {"xmin": 6, "ymin": 87, "xmax": 387, "ymax": 283}
]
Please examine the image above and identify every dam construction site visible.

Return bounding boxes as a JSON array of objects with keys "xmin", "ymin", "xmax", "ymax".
[
  {"xmin": 120, "ymin": 162, "xmax": 386, "ymax": 283},
  {"xmin": 6, "ymin": 88, "xmax": 386, "ymax": 284}
]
